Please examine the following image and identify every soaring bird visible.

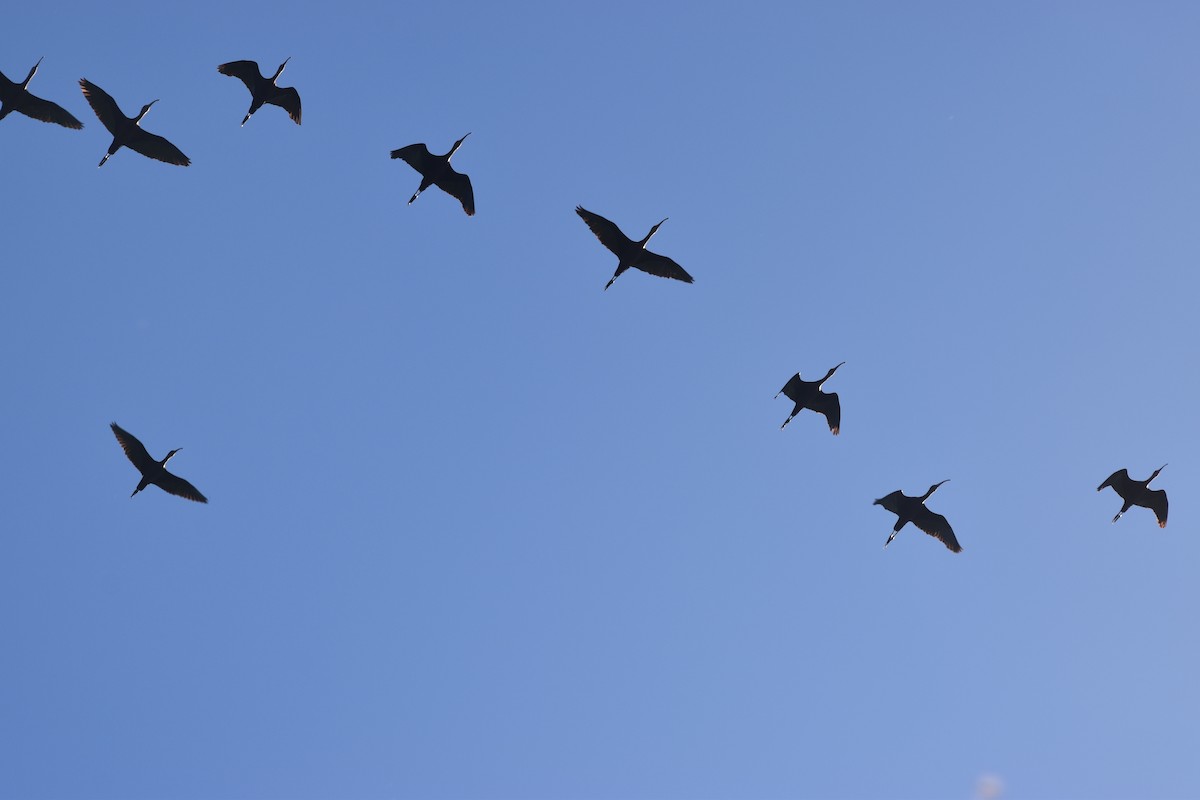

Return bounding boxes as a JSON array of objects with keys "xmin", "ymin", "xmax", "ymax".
[
  {"xmin": 776, "ymin": 362, "xmax": 844, "ymax": 434},
  {"xmin": 390, "ymin": 134, "xmax": 475, "ymax": 215},
  {"xmin": 0, "ymin": 58, "xmax": 83, "ymax": 129},
  {"xmin": 79, "ymin": 79, "xmax": 189, "ymax": 167},
  {"xmin": 110, "ymin": 422, "xmax": 207, "ymax": 503},
  {"xmin": 1098, "ymin": 466, "xmax": 1168, "ymax": 527},
  {"xmin": 217, "ymin": 58, "xmax": 301, "ymax": 126},
  {"xmin": 575, "ymin": 206, "xmax": 694, "ymax": 290},
  {"xmin": 874, "ymin": 480, "xmax": 961, "ymax": 552}
]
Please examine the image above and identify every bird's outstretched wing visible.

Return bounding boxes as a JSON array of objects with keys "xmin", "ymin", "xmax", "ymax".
[
  {"xmin": 635, "ymin": 250, "xmax": 694, "ymax": 284},
  {"xmin": 79, "ymin": 79, "xmax": 121, "ymax": 134},
  {"xmin": 158, "ymin": 470, "xmax": 208, "ymax": 503},
  {"xmin": 434, "ymin": 167, "xmax": 474, "ymax": 216},
  {"xmin": 576, "ymin": 206, "xmax": 634, "ymax": 256},
  {"xmin": 126, "ymin": 128, "xmax": 190, "ymax": 166},
  {"xmin": 1141, "ymin": 488, "xmax": 1168, "ymax": 528},
  {"xmin": 17, "ymin": 91, "xmax": 83, "ymax": 128},
  {"xmin": 391, "ymin": 143, "xmax": 436, "ymax": 173},
  {"xmin": 1098, "ymin": 468, "xmax": 1133, "ymax": 495},
  {"xmin": 911, "ymin": 506, "xmax": 962, "ymax": 552},
  {"xmin": 111, "ymin": 422, "xmax": 156, "ymax": 473},
  {"xmin": 777, "ymin": 373, "xmax": 804, "ymax": 402},
  {"xmin": 810, "ymin": 390, "xmax": 841, "ymax": 435},
  {"xmin": 216, "ymin": 60, "xmax": 264, "ymax": 93},
  {"xmin": 266, "ymin": 86, "xmax": 301, "ymax": 124},
  {"xmin": 874, "ymin": 491, "xmax": 905, "ymax": 516}
]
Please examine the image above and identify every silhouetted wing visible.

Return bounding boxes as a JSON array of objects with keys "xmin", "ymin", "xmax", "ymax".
[
  {"xmin": 779, "ymin": 373, "xmax": 804, "ymax": 403},
  {"xmin": 18, "ymin": 91, "xmax": 84, "ymax": 128},
  {"xmin": 874, "ymin": 490, "xmax": 906, "ymax": 516},
  {"xmin": 126, "ymin": 128, "xmax": 190, "ymax": 166},
  {"xmin": 1098, "ymin": 468, "xmax": 1133, "ymax": 496},
  {"xmin": 576, "ymin": 206, "xmax": 634, "ymax": 255},
  {"xmin": 1140, "ymin": 488, "xmax": 1168, "ymax": 528},
  {"xmin": 811, "ymin": 391, "xmax": 841, "ymax": 435},
  {"xmin": 79, "ymin": 79, "xmax": 122, "ymax": 135},
  {"xmin": 635, "ymin": 250, "xmax": 694, "ymax": 283},
  {"xmin": 911, "ymin": 506, "xmax": 962, "ymax": 552},
  {"xmin": 434, "ymin": 167, "xmax": 474, "ymax": 215},
  {"xmin": 266, "ymin": 87, "xmax": 301, "ymax": 124},
  {"xmin": 158, "ymin": 470, "xmax": 208, "ymax": 503},
  {"xmin": 216, "ymin": 60, "xmax": 264, "ymax": 93},
  {"xmin": 391, "ymin": 143, "xmax": 436, "ymax": 173},
  {"xmin": 111, "ymin": 422, "xmax": 156, "ymax": 473}
]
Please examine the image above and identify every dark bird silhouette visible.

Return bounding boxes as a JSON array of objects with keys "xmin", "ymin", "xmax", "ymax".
[
  {"xmin": 111, "ymin": 423, "xmax": 207, "ymax": 503},
  {"xmin": 80, "ymin": 79, "xmax": 189, "ymax": 167},
  {"xmin": 390, "ymin": 134, "xmax": 475, "ymax": 215},
  {"xmin": 1098, "ymin": 465, "xmax": 1168, "ymax": 527},
  {"xmin": 575, "ymin": 206, "xmax": 694, "ymax": 290},
  {"xmin": 776, "ymin": 362, "xmax": 844, "ymax": 434},
  {"xmin": 0, "ymin": 58, "xmax": 83, "ymax": 129},
  {"xmin": 874, "ymin": 480, "xmax": 961, "ymax": 552},
  {"xmin": 217, "ymin": 58, "xmax": 301, "ymax": 126}
]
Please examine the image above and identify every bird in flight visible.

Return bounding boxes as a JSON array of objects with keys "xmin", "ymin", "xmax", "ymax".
[
  {"xmin": 1097, "ymin": 466, "xmax": 1168, "ymax": 527},
  {"xmin": 575, "ymin": 206, "xmax": 693, "ymax": 290},
  {"xmin": 776, "ymin": 362, "xmax": 844, "ymax": 434},
  {"xmin": 217, "ymin": 58, "xmax": 302, "ymax": 126},
  {"xmin": 391, "ymin": 134, "xmax": 475, "ymax": 215},
  {"xmin": 874, "ymin": 480, "xmax": 961, "ymax": 552},
  {"xmin": 79, "ymin": 79, "xmax": 189, "ymax": 167},
  {"xmin": 110, "ymin": 422, "xmax": 207, "ymax": 503},
  {"xmin": 0, "ymin": 58, "xmax": 83, "ymax": 129}
]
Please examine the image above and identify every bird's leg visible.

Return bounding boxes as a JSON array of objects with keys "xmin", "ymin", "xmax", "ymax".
[
  {"xmin": 780, "ymin": 414, "xmax": 795, "ymax": 430},
  {"xmin": 408, "ymin": 189, "xmax": 422, "ymax": 205}
]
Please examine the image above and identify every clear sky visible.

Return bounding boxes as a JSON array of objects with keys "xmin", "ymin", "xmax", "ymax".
[{"xmin": 3, "ymin": 2, "xmax": 1198, "ymax": 798}]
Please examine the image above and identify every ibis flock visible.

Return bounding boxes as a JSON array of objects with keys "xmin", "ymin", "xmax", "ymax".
[{"xmin": 5, "ymin": 56, "xmax": 1173, "ymax": 553}]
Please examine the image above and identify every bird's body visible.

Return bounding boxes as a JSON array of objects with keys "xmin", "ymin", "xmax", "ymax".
[
  {"xmin": 390, "ymin": 134, "xmax": 475, "ymax": 215},
  {"xmin": 0, "ymin": 58, "xmax": 83, "ymax": 129},
  {"xmin": 1098, "ymin": 466, "xmax": 1168, "ymax": 527},
  {"xmin": 874, "ymin": 480, "xmax": 960, "ymax": 552},
  {"xmin": 776, "ymin": 362, "xmax": 844, "ymax": 434},
  {"xmin": 217, "ymin": 58, "xmax": 301, "ymax": 126},
  {"xmin": 79, "ymin": 79, "xmax": 189, "ymax": 167},
  {"xmin": 575, "ymin": 206, "xmax": 693, "ymax": 290},
  {"xmin": 111, "ymin": 422, "xmax": 207, "ymax": 503}
]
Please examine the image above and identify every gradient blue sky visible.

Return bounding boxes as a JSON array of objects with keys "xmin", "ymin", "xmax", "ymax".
[{"xmin": 3, "ymin": 3, "xmax": 1198, "ymax": 798}]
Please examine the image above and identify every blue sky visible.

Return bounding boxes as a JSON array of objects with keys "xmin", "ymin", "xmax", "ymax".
[{"xmin": 3, "ymin": 2, "xmax": 1198, "ymax": 798}]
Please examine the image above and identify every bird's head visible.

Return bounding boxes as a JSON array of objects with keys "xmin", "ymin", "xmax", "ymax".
[
  {"xmin": 273, "ymin": 57, "xmax": 291, "ymax": 80},
  {"xmin": 163, "ymin": 447, "xmax": 182, "ymax": 464},
  {"xmin": 135, "ymin": 99, "xmax": 159, "ymax": 124},
  {"xmin": 923, "ymin": 479, "xmax": 950, "ymax": 500},
  {"xmin": 449, "ymin": 132, "xmax": 472, "ymax": 157},
  {"xmin": 643, "ymin": 218, "xmax": 669, "ymax": 244},
  {"xmin": 1151, "ymin": 464, "xmax": 1167, "ymax": 481},
  {"xmin": 23, "ymin": 57, "xmax": 43, "ymax": 87}
]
